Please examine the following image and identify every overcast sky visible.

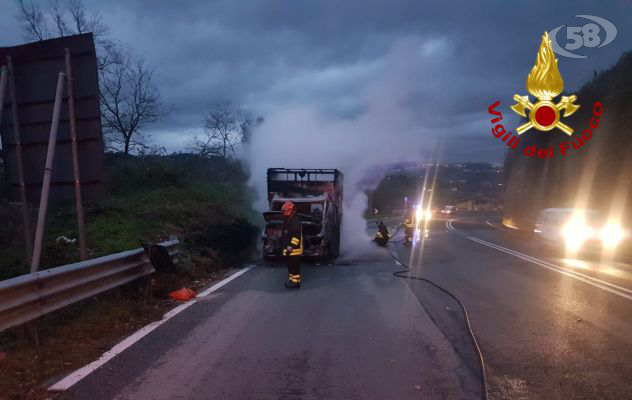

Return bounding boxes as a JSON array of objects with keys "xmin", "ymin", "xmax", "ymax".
[{"xmin": 1, "ymin": 0, "xmax": 631, "ymax": 163}]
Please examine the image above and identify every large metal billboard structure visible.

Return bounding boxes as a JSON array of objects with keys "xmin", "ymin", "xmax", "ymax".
[
  {"xmin": 0, "ymin": 33, "xmax": 105, "ymax": 204},
  {"xmin": 0, "ymin": 33, "xmax": 105, "ymax": 265}
]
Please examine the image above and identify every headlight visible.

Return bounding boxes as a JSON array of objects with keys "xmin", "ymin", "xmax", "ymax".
[
  {"xmin": 424, "ymin": 208, "xmax": 432, "ymax": 221},
  {"xmin": 415, "ymin": 207, "xmax": 423, "ymax": 222},
  {"xmin": 601, "ymin": 223, "xmax": 624, "ymax": 249},
  {"xmin": 563, "ymin": 215, "xmax": 593, "ymax": 252}
]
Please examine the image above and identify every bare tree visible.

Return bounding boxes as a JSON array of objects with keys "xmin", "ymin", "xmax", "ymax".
[
  {"xmin": 16, "ymin": 0, "xmax": 49, "ymax": 41},
  {"xmin": 15, "ymin": 0, "xmax": 166, "ymax": 155},
  {"xmin": 100, "ymin": 54, "xmax": 166, "ymax": 155},
  {"xmin": 49, "ymin": 0, "xmax": 70, "ymax": 37},
  {"xmin": 16, "ymin": 0, "xmax": 115, "ymax": 69},
  {"xmin": 188, "ymin": 101, "xmax": 252, "ymax": 159},
  {"xmin": 241, "ymin": 116, "xmax": 263, "ymax": 144}
]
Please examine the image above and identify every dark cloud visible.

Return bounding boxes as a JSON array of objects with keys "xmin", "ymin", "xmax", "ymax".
[{"xmin": 1, "ymin": 0, "xmax": 631, "ymax": 162}]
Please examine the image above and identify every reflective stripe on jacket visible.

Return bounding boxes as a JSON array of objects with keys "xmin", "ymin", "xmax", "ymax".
[
  {"xmin": 289, "ymin": 233, "xmax": 303, "ymax": 256},
  {"xmin": 283, "ymin": 214, "xmax": 303, "ymax": 256}
]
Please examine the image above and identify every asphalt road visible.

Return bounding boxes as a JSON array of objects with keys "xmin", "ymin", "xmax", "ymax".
[
  {"xmin": 58, "ymin": 216, "xmax": 632, "ymax": 399},
  {"xmin": 392, "ymin": 216, "xmax": 632, "ymax": 399}
]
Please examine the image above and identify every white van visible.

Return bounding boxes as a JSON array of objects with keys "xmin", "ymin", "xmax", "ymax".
[{"xmin": 534, "ymin": 208, "xmax": 625, "ymax": 252}]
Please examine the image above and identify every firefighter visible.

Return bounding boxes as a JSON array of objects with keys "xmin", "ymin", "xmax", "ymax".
[
  {"xmin": 281, "ymin": 201, "xmax": 303, "ymax": 288},
  {"xmin": 374, "ymin": 220, "xmax": 390, "ymax": 246},
  {"xmin": 403, "ymin": 205, "xmax": 414, "ymax": 247}
]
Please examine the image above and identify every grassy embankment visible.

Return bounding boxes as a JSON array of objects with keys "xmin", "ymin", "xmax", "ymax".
[
  {"xmin": 0, "ymin": 153, "xmax": 261, "ymax": 399},
  {"xmin": 0, "ymin": 153, "xmax": 260, "ymax": 280}
]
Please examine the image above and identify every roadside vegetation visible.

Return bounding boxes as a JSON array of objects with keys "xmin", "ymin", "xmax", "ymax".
[
  {"xmin": 0, "ymin": 153, "xmax": 260, "ymax": 281},
  {"xmin": 0, "ymin": 153, "xmax": 261, "ymax": 399},
  {"xmin": 2, "ymin": 3, "xmax": 263, "ymax": 396}
]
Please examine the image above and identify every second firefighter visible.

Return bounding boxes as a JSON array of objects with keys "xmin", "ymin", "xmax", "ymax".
[{"xmin": 281, "ymin": 201, "xmax": 303, "ymax": 288}]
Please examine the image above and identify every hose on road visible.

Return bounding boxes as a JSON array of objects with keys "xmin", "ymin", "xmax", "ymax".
[{"xmin": 390, "ymin": 252, "xmax": 489, "ymax": 400}]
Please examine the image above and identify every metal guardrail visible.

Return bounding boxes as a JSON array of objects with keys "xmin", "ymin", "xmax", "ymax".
[{"xmin": 0, "ymin": 239, "xmax": 178, "ymax": 332}]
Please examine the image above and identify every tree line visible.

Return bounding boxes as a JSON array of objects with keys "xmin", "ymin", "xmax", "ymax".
[{"xmin": 15, "ymin": 0, "xmax": 257, "ymax": 159}]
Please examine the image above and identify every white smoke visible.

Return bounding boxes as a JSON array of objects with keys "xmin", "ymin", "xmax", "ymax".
[{"xmin": 241, "ymin": 37, "xmax": 450, "ymax": 257}]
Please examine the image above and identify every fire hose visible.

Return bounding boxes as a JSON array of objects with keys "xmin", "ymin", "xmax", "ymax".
[{"xmin": 390, "ymin": 252, "xmax": 489, "ymax": 400}]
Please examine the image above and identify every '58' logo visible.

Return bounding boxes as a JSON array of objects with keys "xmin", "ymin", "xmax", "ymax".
[{"xmin": 549, "ymin": 15, "xmax": 617, "ymax": 58}]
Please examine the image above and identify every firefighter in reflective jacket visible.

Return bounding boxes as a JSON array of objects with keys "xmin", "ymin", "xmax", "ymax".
[
  {"xmin": 403, "ymin": 205, "xmax": 414, "ymax": 246},
  {"xmin": 374, "ymin": 220, "xmax": 390, "ymax": 246},
  {"xmin": 281, "ymin": 201, "xmax": 303, "ymax": 288}
]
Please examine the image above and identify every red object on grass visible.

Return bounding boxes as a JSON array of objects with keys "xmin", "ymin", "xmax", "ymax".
[{"xmin": 169, "ymin": 288, "xmax": 197, "ymax": 301}]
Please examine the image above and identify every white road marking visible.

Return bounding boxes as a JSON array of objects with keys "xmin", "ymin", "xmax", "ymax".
[
  {"xmin": 49, "ymin": 265, "xmax": 253, "ymax": 392},
  {"xmin": 485, "ymin": 220, "xmax": 510, "ymax": 231},
  {"xmin": 459, "ymin": 232, "xmax": 632, "ymax": 301},
  {"xmin": 197, "ymin": 266, "xmax": 252, "ymax": 297}
]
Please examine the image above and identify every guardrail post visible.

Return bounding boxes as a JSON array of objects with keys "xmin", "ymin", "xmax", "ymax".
[
  {"xmin": 1, "ymin": 239, "xmax": 178, "ymax": 333},
  {"xmin": 24, "ymin": 322, "xmax": 40, "ymax": 346},
  {"xmin": 136, "ymin": 275, "xmax": 153, "ymax": 301}
]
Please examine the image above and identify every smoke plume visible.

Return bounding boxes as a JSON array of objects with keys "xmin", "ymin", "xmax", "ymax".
[{"xmin": 241, "ymin": 37, "xmax": 449, "ymax": 257}]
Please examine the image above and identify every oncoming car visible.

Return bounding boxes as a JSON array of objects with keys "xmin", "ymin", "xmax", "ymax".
[
  {"xmin": 403, "ymin": 203, "xmax": 433, "ymax": 246},
  {"xmin": 441, "ymin": 205, "xmax": 457, "ymax": 215},
  {"xmin": 413, "ymin": 203, "xmax": 433, "ymax": 224},
  {"xmin": 534, "ymin": 208, "xmax": 628, "ymax": 254}
]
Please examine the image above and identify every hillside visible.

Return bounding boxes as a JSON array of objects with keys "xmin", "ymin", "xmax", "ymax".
[
  {"xmin": 0, "ymin": 153, "xmax": 260, "ymax": 281},
  {"xmin": 503, "ymin": 51, "xmax": 632, "ymax": 230}
]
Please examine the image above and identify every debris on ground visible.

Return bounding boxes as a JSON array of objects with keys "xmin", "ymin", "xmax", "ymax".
[{"xmin": 169, "ymin": 288, "xmax": 197, "ymax": 301}]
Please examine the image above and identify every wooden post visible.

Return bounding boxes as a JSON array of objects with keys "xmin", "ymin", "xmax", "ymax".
[
  {"xmin": 64, "ymin": 49, "xmax": 88, "ymax": 261},
  {"xmin": 31, "ymin": 72, "xmax": 66, "ymax": 272},
  {"xmin": 7, "ymin": 56, "xmax": 33, "ymax": 263}
]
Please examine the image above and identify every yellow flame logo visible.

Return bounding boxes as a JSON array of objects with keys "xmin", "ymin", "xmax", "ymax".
[
  {"xmin": 511, "ymin": 32, "xmax": 580, "ymax": 136},
  {"xmin": 526, "ymin": 32, "xmax": 564, "ymax": 101}
]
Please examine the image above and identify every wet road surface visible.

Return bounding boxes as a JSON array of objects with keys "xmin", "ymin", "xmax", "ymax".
[
  {"xmin": 58, "ymin": 216, "xmax": 632, "ymax": 399},
  {"xmin": 60, "ymin": 246, "xmax": 476, "ymax": 400}
]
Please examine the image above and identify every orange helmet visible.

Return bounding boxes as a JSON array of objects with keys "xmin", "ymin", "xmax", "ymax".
[{"xmin": 281, "ymin": 201, "xmax": 295, "ymax": 217}]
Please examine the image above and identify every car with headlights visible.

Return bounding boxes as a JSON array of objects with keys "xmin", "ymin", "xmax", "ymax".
[
  {"xmin": 534, "ymin": 208, "xmax": 627, "ymax": 254},
  {"xmin": 441, "ymin": 205, "xmax": 457, "ymax": 215},
  {"xmin": 402, "ymin": 202, "xmax": 434, "ymax": 246},
  {"xmin": 412, "ymin": 203, "xmax": 433, "ymax": 223}
]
